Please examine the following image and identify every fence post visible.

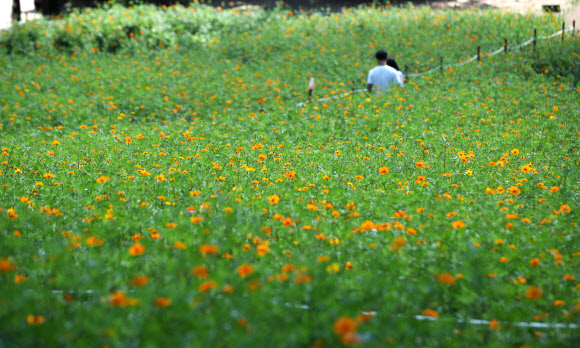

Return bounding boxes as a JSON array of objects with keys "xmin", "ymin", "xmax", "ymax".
[
  {"xmin": 405, "ymin": 65, "xmax": 408, "ymax": 82},
  {"xmin": 440, "ymin": 56, "xmax": 443, "ymax": 75},
  {"xmin": 504, "ymin": 38, "xmax": 508, "ymax": 53},
  {"xmin": 574, "ymin": 20, "xmax": 576, "ymax": 36},
  {"xmin": 533, "ymin": 28, "xmax": 537, "ymax": 52},
  {"xmin": 477, "ymin": 46, "xmax": 480, "ymax": 64},
  {"xmin": 562, "ymin": 21, "xmax": 565, "ymax": 42}
]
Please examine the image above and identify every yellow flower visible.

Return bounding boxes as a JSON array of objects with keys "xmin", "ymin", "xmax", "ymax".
[
  {"xmin": 268, "ymin": 194, "xmax": 280, "ymax": 205},
  {"xmin": 390, "ymin": 236, "xmax": 407, "ymax": 252},
  {"xmin": 173, "ymin": 241, "xmax": 186, "ymax": 249},
  {"xmin": 451, "ymin": 220, "xmax": 466, "ymax": 229},
  {"xmin": 256, "ymin": 243, "xmax": 270, "ymax": 256}
]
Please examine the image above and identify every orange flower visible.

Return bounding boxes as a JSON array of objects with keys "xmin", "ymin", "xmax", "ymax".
[
  {"xmin": 6, "ymin": 208, "xmax": 18, "ymax": 220},
  {"xmin": 499, "ymin": 257, "xmax": 509, "ymax": 263},
  {"xmin": 173, "ymin": 241, "xmax": 186, "ymax": 249},
  {"xmin": 110, "ymin": 291, "xmax": 139, "ymax": 307},
  {"xmin": 155, "ymin": 297, "xmax": 171, "ymax": 308},
  {"xmin": 237, "ymin": 264, "xmax": 254, "ymax": 278},
  {"xmin": 199, "ymin": 281, "xmax": 218, "ymax": 292},
  {"xmin": 559, "ymin": 204, "xmax": 571, "ymax": 214},
  {"xmin": 390, "ymin": 236, "xmax": 407, "ymax": 251},
  {"xmin": 200, "ymin": 244, "xmax": 219, "ymax": 255},
  {"xmin": 268, "ymin": 194, "xmax": 280, "ymax": 205},
  {"xmin": 333, "ymin": 316, "xmax": 358, "ymax": 336},
  {"xmin": 378, "ymin": 166, "xmax": 390, "ymax": 175},
  {"xmin": 129, "ymin": 243, "xmax": 145, "ymax": 256},
  {"xmin": 130, "ymin": 275, "xmax": 150, "ymax": 286},
  {"xmin": 0, "ymin": 258, "xmax": 16, "ymax": 272},
  {"xmin": 451, "ymin": 220, "xmax": 466, "ymax": 229},
  {"xmin": 14, "ymin": 274, "xmax": 26, "ymax": 284},
  {"xmin": 422, "ymin": 309, "xmax": 439, "ymax": 318},
  {"xmin": 530, "ymin": 258, "xmax": 540, "ymax": 267},
  {"xmin": 192, "ymin": 266, "xmax": 209, "ymax": 278},
  {"xmin": 190, "ymin": 216, "xmax": 204, "ymax": 223},
  {"xmin": 27, "ymin": 315, "xmax": 45, "ymax": 325},
  {"xmin": 282, "ymin": 217, "xmax": 294, "ymax": 226},
  {"xmin": 525, "ymin": 286, "xmax": 542, "ymax": 300},
  {"xmin": 85, "ymin": 236, "xmax": 103, "ymax": 246},
  {"xmin": 415, "ymin": 161, "xmax": 426, "ymax": 168},
  {"xmin": 256, "ymin": 243, "xmax": 270, "ymax": 256},
  {"xmin": 435, "ymin": 273, "xmax": 455, "ymax": 285},
  {"xmin": 488, "ymin": 318, "xmax": 501, "ymax": 330},
  {"xmin": 507, "ymin": 186, "xmax": 521, "ymax": 195},
  {"xmin": 554, "ymin": 300, "xmax": 565, "ymax": 306},
  {"xmin": 96, "ymin": 176, "xmax": 109, "ymax": 184}
]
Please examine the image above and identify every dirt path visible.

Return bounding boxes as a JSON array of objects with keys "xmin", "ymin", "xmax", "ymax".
[{"xmin": 430, "ymin": 0, "xmax": 579, "ymax": 27}]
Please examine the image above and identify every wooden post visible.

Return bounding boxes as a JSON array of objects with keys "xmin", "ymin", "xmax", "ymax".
[
  {"xmin": 477, "ymin": 46, "xmax": 480, "ymax": 63},
  {"xmin": 573, "ymin": 20, "xmax": 576, "ymax": 36},
  {"xmin": 440, "ymin": 56, "xmax": 443, "ymax": 75},
  {"xmin": 404, "ymin": 65, "xmax": 408, "ymax": 82},
  {"xmin": 562, "ymin": 21, "xmax": 565, "ymax": 42},
  {"xmin": 504, "ymin": 38, "xmax": 508, "ymax": 53},
  {"xmin": 533, "ymin": 28, "xmax": 537, "ymax": 52}
]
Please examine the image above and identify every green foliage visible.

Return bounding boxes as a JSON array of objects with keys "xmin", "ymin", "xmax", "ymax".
[
  {"xmin": 0, "ymin": 3, "xmax": 269, "ymax": 55},
  {"xmin": 529, "ymin": 39, "xmax": 580, "ymax": 83},
  {"xmin": 0, "ymin": 3, "xmax": 579, "ymax": 347}
]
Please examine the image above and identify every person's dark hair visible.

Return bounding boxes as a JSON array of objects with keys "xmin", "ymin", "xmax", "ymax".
[
  {"xmin": 375, "ymin": 50, "xmax": 388, "ymax": 61},
  {"xmin": 387, "ymin": 57, "xmax": 400, "ymax": 71}
]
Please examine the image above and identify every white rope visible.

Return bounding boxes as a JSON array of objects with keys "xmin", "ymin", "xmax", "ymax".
[
  {"xmin": 456, "ymin": 54, "xmax": 478, "ymax": 66},
  {"xmin": 412, "ymin": 314, "xmax": 579, "ymax": 329},
  {"xmin": 297, "ymin": 88, "xmax": 366, "ymax": 107},
  {"xmin": 293, "ymin": 306, "xmax": 580, "ymax": 330}
]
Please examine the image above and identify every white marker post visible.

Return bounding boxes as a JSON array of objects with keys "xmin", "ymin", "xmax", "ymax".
[
  {"xmin": 0, "ymin": 0, "xmax": 13, "ymax": 30},
  {"xmin": 308, "ymin": 77, "xmax": 314, "ymax": 99},
  {"xmin": 20, "ymin": 0, "xmax": 36, "ymax": 22}
]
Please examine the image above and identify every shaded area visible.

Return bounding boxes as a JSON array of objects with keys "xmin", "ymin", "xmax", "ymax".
[{"xmin": 30, "ymin": 0, "xmax": 502, "ymax": 16}]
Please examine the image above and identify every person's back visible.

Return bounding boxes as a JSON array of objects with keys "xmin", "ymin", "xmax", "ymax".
[{"xmin": 367, "ymin": 50, "xmax": 403, "ymax": 95}]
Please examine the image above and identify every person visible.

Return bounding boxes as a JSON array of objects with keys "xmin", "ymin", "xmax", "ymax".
[
  {"xmin": 367, "ymin": 50, "xmax": 404, "ymax": 95},
  {"xmin": 387, "ymin": 57, "xmax": 400, "ymax": 71}
]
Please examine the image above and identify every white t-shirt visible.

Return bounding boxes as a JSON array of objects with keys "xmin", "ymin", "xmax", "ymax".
[{"xmin": 367, "ymin": 65, "xmax": 404, "ymax": 95}]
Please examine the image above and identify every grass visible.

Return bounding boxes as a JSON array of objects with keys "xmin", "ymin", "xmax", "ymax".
[{"xmin": 1, "ymin": 2, "xmax": 579, "ymax": 347}]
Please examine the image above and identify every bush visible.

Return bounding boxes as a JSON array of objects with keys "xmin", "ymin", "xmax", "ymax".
[{"xmin": 0, "ymin": 3, "xmax": 270, "ymax": 55}]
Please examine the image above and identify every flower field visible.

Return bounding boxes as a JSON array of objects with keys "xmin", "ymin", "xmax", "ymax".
[{"xmin": 1, "ymin": 3, "xmax": 579, "ymax": 346}]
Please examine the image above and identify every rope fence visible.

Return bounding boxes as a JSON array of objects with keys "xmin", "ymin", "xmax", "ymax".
[{"xmin": 297, "ymin": 22, "xmax": 577, "ymax": 107}]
